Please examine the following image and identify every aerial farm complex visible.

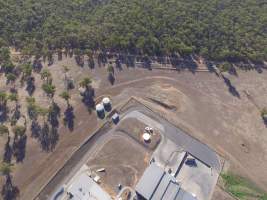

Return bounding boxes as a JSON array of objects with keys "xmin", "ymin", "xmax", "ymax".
[{"xmin": 38, "ymin": 97, "xmax": 222, "ymax": 200}]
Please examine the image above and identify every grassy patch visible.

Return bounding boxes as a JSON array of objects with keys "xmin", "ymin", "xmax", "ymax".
[{"xmin": 221, "ymin": 173, "xmax": 267, "ymax": 200}]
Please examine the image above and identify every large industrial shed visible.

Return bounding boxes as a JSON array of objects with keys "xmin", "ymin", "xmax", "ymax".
[{"xmin": 135, "ymin": 163, "xmax": 197, "ymax": 200}]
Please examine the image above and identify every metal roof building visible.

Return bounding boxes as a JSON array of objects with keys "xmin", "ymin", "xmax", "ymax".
[
  {"xmin": 135, "ymin": 163, "xmax": 197, "ymax": 200},
  {"xmin": 67, "ymin": 173, "xmax": 112, "ymax": 200}
]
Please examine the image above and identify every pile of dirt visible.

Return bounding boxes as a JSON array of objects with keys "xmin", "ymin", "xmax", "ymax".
[{"xmin": 145, "ymin": 84, "xmax": 190, "ymax": 113}]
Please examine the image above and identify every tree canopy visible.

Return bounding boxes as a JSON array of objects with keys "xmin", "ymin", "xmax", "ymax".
[{"xmin": 0, "ymin": 0, "xmax": 266, "ymax": 62}]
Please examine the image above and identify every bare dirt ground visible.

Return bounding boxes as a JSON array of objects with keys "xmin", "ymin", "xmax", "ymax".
[
  {"xmin": 116, "ymin": 118, "xmax": 161, "ymax": 150},
  {"xmin": 87, "ymin": 137, "xmax": 150, "ymax": 197},
  {"xmin": 1, "ymin": 55, "xmax": 267, "ymax": 199},
  {"xmin": 212, "ymin": 186, "xmax": 236, "ymax": 200}
]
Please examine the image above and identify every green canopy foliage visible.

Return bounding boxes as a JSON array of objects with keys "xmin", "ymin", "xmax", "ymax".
[
  {"xmin": 60, "ymin": 91, "xmax": 71, "ymax": 103},
  {"xmin": 0, "ymin": 125, "xmax": 9, "ymax": 136},
  {"xmin": 40, "ymin": 69, "xmax": 52, "ymax": 81},
  {"xmin": 0, "ymin": 162, "xmax": 13, "ymax": 175},
  {"xmin": 79, "ymin": 77, "xmax": 92, "ymax": 88},
  {"xmin": 6, "ymin": 73, "xmax": 16, "ymax": 82},
  {"xmin": 0, "ymin": 0, "xmax": 266, "ymax": 62},
  {"xmin": 8, "ymin": 93, "xmax": 18, "ymax": 102},
  {"xmin": 12, "ymin": 125, "xmax": 26, "ymax": 137},
  {"xmin": 42, "ymin": 83, "xmax": 56, "ymax": 98},
  {"xmin": 0, "ymin": 91, "xmax": 7, "ymax": 104}
]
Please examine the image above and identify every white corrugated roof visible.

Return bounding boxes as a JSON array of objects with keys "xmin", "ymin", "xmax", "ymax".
[{"xmin": 68, "ymin": 173, "xmax": 111, "ymax": 200}]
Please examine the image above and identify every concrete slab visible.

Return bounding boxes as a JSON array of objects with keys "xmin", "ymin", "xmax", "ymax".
[
  {"xmin": 176, "ymin": 155, "xmax": 219, "ymax": 200},
  {"xmin": 64, "ymin": 165, "xmax": 112, "ymax": 200},
  {"xmin": 152, "ymin": 138, "xmax": 186, "ymax": 176}
]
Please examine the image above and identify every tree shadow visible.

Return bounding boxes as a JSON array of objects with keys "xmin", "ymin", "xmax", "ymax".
[
  {"xmin": 50, "ymin": 127, "xmax": 59, "ymax": 151},
  {"xmin": 142, "ymin": 56, "xmax": 152, "ymax": 70},
  {"xmin": 108, "ymin": 73, "xmax": 115, "ymax": 85},
  {"xmin": 115, "ymin": 58, "xmax": 123, "ymax": 71},
  {"xmin": 222, "ymin": 75, "xmax": 240, "ymax": 98},
  {"xmin": 31, "ymin": 120, "xmax": 41, "ymax": 138},
  {"xmin": 186, "ymin": 57, "xmax": 198, "ymax": 73},
  {"xmin": 81, "ymin": 87, "xmax": 95, "ymax": 112},
  {"xmin": 169, "ymin": 55, "xmax": 197, "ymax": 73},
  {"xmin": 32, "ymin": 59, "xmax": 43, "ymax": 73},
  {"xmin": 75, "ymin": 55, "xmax": 84, "ymax": 67},
  {"xmin": 63, "ymin": 105, "xmax": 75, "ymax": 131},
  {"xmin": 36, "ymin": 121, "xmax": 59, "ymax": 151},
  {"xmin": 48, "ymin": 56, "xmax": 54, "ymax": 66},
  {"xmin": 3, "ymin": 137, "xmax": 12, "ymax": 163},
  {"xmin": 228, "ymin": 66, "xmax": 238, "ymax": 77},
  {"xmin": 57, "ymin": 51, "xmax": 62, "ymax": 61},
  {"xmin": 170, "ymin": 54, "xmax": 181, "ymax": 71},
  {"xmin": 26, "ymin": 77, "xmax": 35, "ymax": 96},
  {"xmin": 12, "ymin": 134, "xmax": 27, "ymax": 163},
  {"xmin": 88, "ymin": 58, "xmax": 95, "ymax": 69},
  {"xmin": 263, "ymin": 118, "xmax": 267, "ymax": 127},
  {"xmin": 126, "ymin": 55, "xmax": 135, "ymax": 68},
  {"xmin": 1, "ymin": 174, "xmax": 20, "ymax": 200},
  {"xmin": 97, "ymin": 52, "xmax": 107, "ymax": 67},
  {"xmin": 48, "ymin": 102, "xmax": 61, "ymax": 128},
  {"xmin": 0, "ymin": 104, "xmax": 8, "ymax": 123},
  {"xmin": 39, "ymin": 122, "xmax": 50, "ymax": 152},
  {"xmin": 10, "ymin": 104, "xmax": 21, "ymax": 126}
]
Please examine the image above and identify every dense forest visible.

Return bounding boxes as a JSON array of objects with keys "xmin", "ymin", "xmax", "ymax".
[{"xmin": 0, "ymin": 0, "xmax": 266, "ymax": 62}]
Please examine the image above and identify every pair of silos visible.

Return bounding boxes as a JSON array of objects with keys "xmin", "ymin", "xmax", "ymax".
[{"xmin": 96, "ymin": 97, "xmax": 111, "ymax": 118}]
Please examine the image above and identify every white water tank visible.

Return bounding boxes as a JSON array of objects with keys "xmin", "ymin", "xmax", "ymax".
[
  {"xmin": 96, "ymin": 103, "xmax": 105, "ymax": 118},
  {"xmin": 143, "ymin": 132, "xmax": 151, "ymax": 143},
  {"xmin": 102, "ymin": 97, "xmax": 110, "ymax": 105},
  {"xmin": 102, "ymin": 97, "xmax": 111, "ymax": 111},
  {"xmin": 96, "ymin": 103, "xmax": 104, "ymax": 112}
]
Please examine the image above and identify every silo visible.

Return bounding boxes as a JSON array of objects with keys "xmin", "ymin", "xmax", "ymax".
[
  {"xmin": 96, "ymin": 103, "xmax": 105, "ymax": 118},
  {"xmin": 102, "ymin": 97, "xmax": 111, "ymax": 112}
]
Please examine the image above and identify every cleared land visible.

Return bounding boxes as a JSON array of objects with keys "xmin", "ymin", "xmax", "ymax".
[
  {"xmin": 87, "ymin": 137, "xmax": 150, "ymax": 197},
  {"xmin": 1, "ymin": 55, "xmax": 267, "ymax": 199},
  {"xmin": 116, "ymin": 118, "xmax": 161, "ymax": 150}
]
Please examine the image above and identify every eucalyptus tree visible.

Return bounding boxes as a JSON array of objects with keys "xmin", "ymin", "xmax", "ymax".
[
  {"xmin": 40, "ymin": 69, "xmax": 52, "ymax": 84},
  {"xmin": 0, "ymin": 47, "xmax": 11, "ymax": 64},
  {"xmin": 60, "ymin": 91, "xmax": 75, "ymax": 130},
  {"xmin": 60, "ymin": 91, "xmax": 71, "ymax": 106},
  {"xmin": 42, "ymin": 83, "xmax": 56, "ymax": 100},
  {"xmin": 12, "ymin": 125, "xmax": 27, "ymax": 162},
  {"xmin": 6, "ymin": 73, "xmax": 16, "ymax": 85},
  {"xmin": 79, "ymin": 77, "xmax": 95, "ymax": 111},
  {"xmin": 86, "ymin": 50, "xmax": 95, "ymax": 69},
  {"xmin": 0, "ymin": 162, "xmax": 19, "ymax": 200},
  {"xmin": 8, "ymin": 93, "xmax": 20, "ymax": 126},
  {"xmin": 107, "ymin": 63, "xmax": 115, "ymax": 85},
  {"xmin": 62, "ymin": 66, "xmax": 74, "ymax": 90},
  {"xmin": 0, "ymin": 125, "xmax": 9, "ymax": 137},
  {"xmin": 0, "ymin": 92, "xmax": 8, "ymax": 122},
  {"xmin": 0, "ymin": 125, "xmax": 12, "ymax": 163},
  {"xmin": 21, "ymin": 62, "xmax": 35, "ymax": 95}
]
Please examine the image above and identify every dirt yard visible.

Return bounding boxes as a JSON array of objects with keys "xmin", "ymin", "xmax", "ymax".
[
  {"xmin": 116, "ymin": 118, "xmax": 161, "ymax": 150},
  {"xmin": 1, "ymin": 54, "xmax": 267, "ymax": 199},
  {"xmin": 87, "ymin": 137, "xmax": 150, "ymax": 197}
]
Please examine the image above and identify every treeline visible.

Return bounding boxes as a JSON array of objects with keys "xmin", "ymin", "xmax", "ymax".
[{"xmin": 0, "ymin": 0, "xmax": 266, "ymax": 63}]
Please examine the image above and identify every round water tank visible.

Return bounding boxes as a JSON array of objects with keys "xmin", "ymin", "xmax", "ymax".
[
  {"xmin": 102, "ymin": 97, "xmax": 111, "ymax": 105},
  {"xmin": 102, "ymin": 97, "xmax": 111, "ymax": 112},
  {"xmin": 143, "ymin": 132, "xmax": 151, "ymax": 142},
  {"xmin": 96, "ymin": 104, "xmax": 104, "ymax": 112},
  {"xmin": 96, "ymin": 103, "xmax": 105, "ymax": 119}
]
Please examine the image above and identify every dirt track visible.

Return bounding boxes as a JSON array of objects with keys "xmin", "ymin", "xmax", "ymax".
[{"xmin": 1, "ymin": 56, "xmax": 267, "ymax": 199}]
